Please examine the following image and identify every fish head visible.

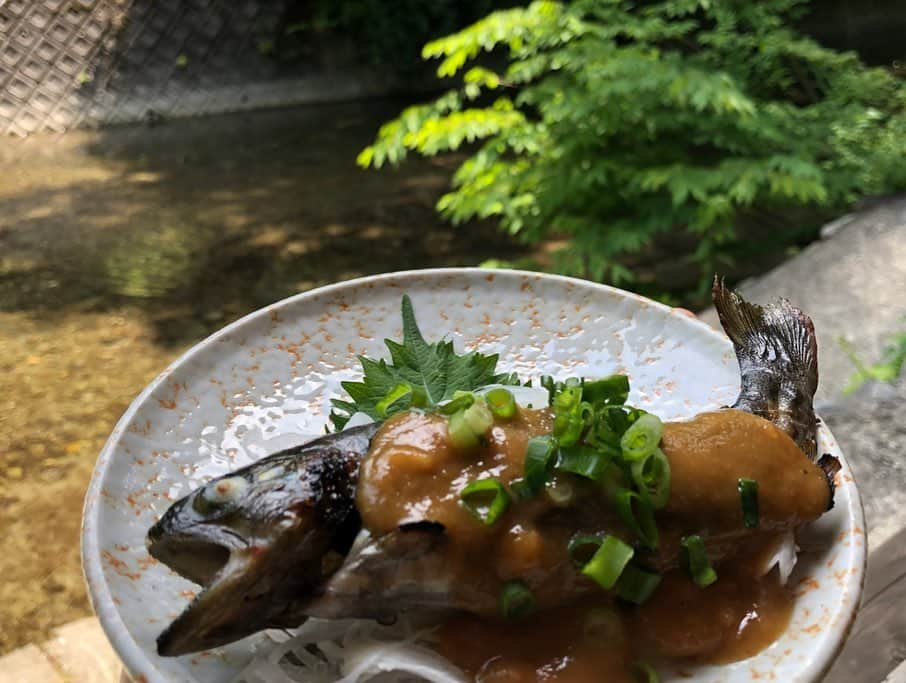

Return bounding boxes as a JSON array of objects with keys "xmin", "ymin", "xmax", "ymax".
[
  {"xmin": 147, "ymin": 471, "xmax": 255, "ymax": 586},
  {"xmin": 146, "ymin": 447, "xmax": 361, "ymax": 656}
]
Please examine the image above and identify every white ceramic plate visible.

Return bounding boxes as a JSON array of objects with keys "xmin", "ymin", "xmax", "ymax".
[{"xmin": 82, "ymin": 268, "xmax": 865, "ymax": 683}]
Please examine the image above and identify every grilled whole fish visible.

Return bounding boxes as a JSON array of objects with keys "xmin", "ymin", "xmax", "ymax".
[{"xmin": 147, "ymin": 279, "xmax": 838, "ymax": 656}]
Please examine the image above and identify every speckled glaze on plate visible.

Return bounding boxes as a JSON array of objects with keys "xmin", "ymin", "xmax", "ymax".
[{"xmin": 82, "ymin": 268, "xmax": 865, "ymax": 683}]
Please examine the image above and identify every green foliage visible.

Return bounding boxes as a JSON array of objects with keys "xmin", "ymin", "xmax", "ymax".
[
  {"xmin": 306, "ymin": 0, "xmax": 517, "ymax": 70},
  {"xmin": 330, "ymin": 295, "xmax": 515, "ymax": 429},
  {"xmin": 841, "ymin": 325, "xmax": 906, "ymax": 394},
  {"xmin": 359, "ymin": 0, "xmax": 906, "ymax": 288}
]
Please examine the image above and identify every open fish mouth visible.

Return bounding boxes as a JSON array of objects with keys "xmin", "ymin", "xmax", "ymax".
[
  {"xmin": 152, "ymin": 549, "xmax": 254, "ymax": 656},
  {"xmin": 148, "ymin": 514, "xmax": 336, "ymax": 656},
  {"xmin": 146, "ymin": 504, "xmax": 265, "ymax": 656},
  {"xmin": 147, "ymin": 524, "xmax": 237, "ymax": 587}
]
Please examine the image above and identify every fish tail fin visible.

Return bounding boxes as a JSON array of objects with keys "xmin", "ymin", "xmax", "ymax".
[{"xmin": 712, "ymin": 275, "xmax": 819, "ymax": 460}]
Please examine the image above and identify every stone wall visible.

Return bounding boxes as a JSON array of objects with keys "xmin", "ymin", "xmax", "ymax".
[{"xmin": 0, "ymin": 0, "xmax": 401, "ymax": 137}]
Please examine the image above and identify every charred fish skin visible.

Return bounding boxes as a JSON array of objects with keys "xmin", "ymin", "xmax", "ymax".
[
  {"xmin": 147, "ymin": 422, "xmax": 378, "ymax": 656},
  {"xmin": 712, "ymin": 276, "xmax": 819, "ymax": 461}
]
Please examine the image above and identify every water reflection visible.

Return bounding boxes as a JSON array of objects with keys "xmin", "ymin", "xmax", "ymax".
[{"xmin": 103, "ymin": 222, "xmax": 214, "ymax": 298}]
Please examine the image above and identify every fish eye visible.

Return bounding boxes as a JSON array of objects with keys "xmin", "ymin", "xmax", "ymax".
[{"xmin": 192, "ymin": 475, "xmax": 249, "ymax": 515}]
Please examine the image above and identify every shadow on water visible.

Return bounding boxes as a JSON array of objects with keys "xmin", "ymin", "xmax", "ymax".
[{"xmin": 0, "ymin": 97, "xmax": 526, "ymax": 346}]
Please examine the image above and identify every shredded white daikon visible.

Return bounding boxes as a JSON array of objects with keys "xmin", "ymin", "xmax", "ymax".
[
  {"xmin": 759, "ymin": 530, "xmax": 799, "ymax": 584},
  {"xmin": 230, "ymin": 618, "xmax": 468, "ymax": 683}
]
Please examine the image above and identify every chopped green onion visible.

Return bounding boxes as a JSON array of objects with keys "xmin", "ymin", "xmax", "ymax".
[
  {"xmin": 521, "ymin": 435, "xmax": 558, "ymax": 497},
  {"xmin": 581, "ymin": 535, "xmax": 634, "ymax": 590},
  {"xmin": 448, "ymin": 410, "xmax": 479, "ymax": 449},
  {"xmin": 460, "ymin": 478, "xmax": 511, "ymax": 525},
  {"xmin": 463, "ymin": 399, "xmax": 493, "ymax": 435},
  {"xmin": 556, "ymin": 444, "xmax": 608, "ymax": 480},
  {"xmin": 550, "ymin": 380, "xmax": 588, "ymax": 446},
  {"xmin": 586, "ymin": 432, "xmax": 622, "ymax": 461},
  {"xmin": 630, "ymin": 447, "xmax": 671, "ymax": 509},
  {"xmin": 614, "ymin": 487, "xmax": 658, "ymax": 549},
  {"xmin": 438, "ymin": 392, "xmax": 474, "ymax": 415},
  {"xmin": 485, "ymin": 388, "xmax": 517, "ymax": 420},
  {"xmin": 582, "ymin": 375, "xmax": 630, "ymax": 405},
  {"xmin": 738, "ymin": 478, "xmax": 759, "ymax": 529},
  {"xmin": 552, "ymin": 385, "xmax": 582, "ymax": 413},
  {"xmin": 568, "ymin": 532, "xmax": 604, "ymax": 566},
  {"xmin": 587, "ymin": 406, "xmax": 632, "ymax": 454},
  {"xmin": 499, "ymin": 580, "xmax": 536, "ymax": 619},
  {"xmin": 375, "ymin": 383, "xmax": 413, "ymax": 417},
  {"xmin": 631, "ymin": 661, "xmax": 660, "ymax": 683},
  {"xmin": 540, "ymin": 375, "xmax": 557, "ymax": 404},
  {"xmin": 554, "ymin": 413, "xmax": 585, "ymax": 447},
  {"xmin": 605, "ymin": 405, "xmax": 634, "ymax": 436},
  {"xmin": 447, "ymin": 399, "xmax": 494, "ymax": 450},
  {"xmin": 681, "ymin": 535, "xmax": 718, "ymax": 587},
  {"xmin": 615, "ymin": 564, "xmax": 662, "ymax": 605},
  {"xmin": 620, "ymin": 413, "xmax": 663, "ymax": 462}
]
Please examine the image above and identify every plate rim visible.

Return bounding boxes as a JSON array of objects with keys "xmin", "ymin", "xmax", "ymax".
[{"xmin": 80, "ymin": 267, "xmax": 866, "ymax": 682}]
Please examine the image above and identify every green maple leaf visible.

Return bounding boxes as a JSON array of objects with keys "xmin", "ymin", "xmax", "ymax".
[{"xmin": 330, "ymin": 295, "xmax": 518, "ymax": 430}]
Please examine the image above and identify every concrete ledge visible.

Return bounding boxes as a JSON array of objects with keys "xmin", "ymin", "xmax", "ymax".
[
  {"xmin": 0, "ymin": 618, "xmax": 120, "ymax": 683},
  {"xmin": 86, "ymin": 70, "xmax": 418, "ymax": 130},
  {"xmin": 0, "ymin": 644, "xmax": 63, "ymax": 683},
  {"xmin": 886, "ymin": 659, "xmax": 906, "ymax": 683},
  {"xmin": 42, "ymin": 618, "xmax": 123, "ymax": 683}
]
